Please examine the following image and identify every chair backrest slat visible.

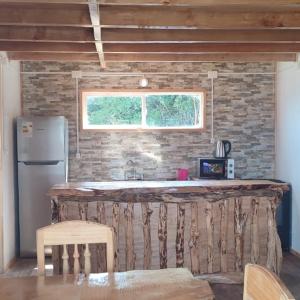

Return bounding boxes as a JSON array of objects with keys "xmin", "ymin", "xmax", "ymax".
[
  {"xmin": 62, "ymin": 244, "xmax": 69, "ymax": 275},
  {"xmin": 36, "ymin": 221, "xmax": 114, "ymax": 276},
  {"xmin": 243, "ymin": 264, "xmax": 295, "ymax": 300},
  {"xmin": 84, "ymin": 243, "xmax": 91, "ymax": 275},
  {"xmin": 73, "ymin": 243, "xmax": 80, "ymax": 275}
]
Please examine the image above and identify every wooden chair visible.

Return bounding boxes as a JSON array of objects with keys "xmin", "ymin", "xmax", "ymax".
[
  {"xmin": 36, "ymin": 220, "xmax": 114, "ymax": 276},
  {"xmin": 243, "ymin": 264, "xmax": 295, "ymax": 300}
]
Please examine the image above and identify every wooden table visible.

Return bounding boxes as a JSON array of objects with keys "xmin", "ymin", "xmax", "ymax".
[{"xmin": 0, "ymin": 268, "xmax": 214, "ymax": 300}]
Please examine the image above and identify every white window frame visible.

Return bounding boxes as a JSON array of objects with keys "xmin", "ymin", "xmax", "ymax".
[{"xmin": 81, "ymin": 89, "xmax": 206, "ymax": 131}]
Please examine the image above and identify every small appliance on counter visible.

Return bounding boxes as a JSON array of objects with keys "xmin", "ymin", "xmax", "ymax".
[
  {"xmin": 215, "ymin": 140, "xmax": 232, "ymax": 158},
  {"xmin": 196, "ymin": 158, "xmax": 234, "ymax": 179}
]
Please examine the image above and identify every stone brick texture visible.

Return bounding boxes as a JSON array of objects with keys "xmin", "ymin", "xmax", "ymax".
[{"xmin": 21, "ymin": 61, "xmax": 275, "ymax": 181}]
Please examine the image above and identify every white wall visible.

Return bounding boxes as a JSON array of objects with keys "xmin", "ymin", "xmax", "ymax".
[
  {"xmin": 0, "ymin": 59, "xmax": 21, "ymax": 269},
  {"xmin": 276, "ymin": 62, "xmax": 300, "ymax": 252}
]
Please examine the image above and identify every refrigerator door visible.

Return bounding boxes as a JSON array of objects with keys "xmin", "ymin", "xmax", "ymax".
[
  {"xmin": 18, "ymin": 161, "xmax": 66, "ymax": 257},
  {"xmin": 17, "ymin": 116, "xmax": 66, "ymax": 162}
]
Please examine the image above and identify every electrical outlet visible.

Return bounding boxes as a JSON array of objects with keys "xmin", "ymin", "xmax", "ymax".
[
  {"xmin": 76, "ymin": 152, "xmax": 81, "ymax": 159},
  {"xmin": 210, "ymin": 137, "xmax": 215, "ymax": 144},
  {"xmin": 208, "ymin": 71, "xmax": 218, "ymax": 79}
]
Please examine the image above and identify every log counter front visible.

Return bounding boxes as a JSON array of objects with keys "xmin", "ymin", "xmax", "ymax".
[{"xmin": 48, "ymin": 180, "xmax": 288, "ymax": 276}]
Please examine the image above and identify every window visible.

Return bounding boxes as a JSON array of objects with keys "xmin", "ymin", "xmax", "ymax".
[{"xmin": 81, "ymin": 90, "xmax": 205, "ymax": 130}]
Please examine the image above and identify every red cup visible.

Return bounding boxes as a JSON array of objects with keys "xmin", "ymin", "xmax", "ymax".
[{"xmin": 177, "ymin": 168, "xmax": 189, "ymax": 181}]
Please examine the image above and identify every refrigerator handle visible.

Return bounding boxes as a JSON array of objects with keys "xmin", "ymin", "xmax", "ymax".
[{"xmin": 22, "ymin": 161, "xmax": 61, "ymax": 166}]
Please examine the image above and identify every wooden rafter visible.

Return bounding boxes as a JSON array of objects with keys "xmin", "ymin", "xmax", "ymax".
[
  {"xmin": 0, "ymin": 3, "xmax": 91, "ymax": 27},
  {"xmin": 103, "ymin": 43, "xmax": 300, "ymax": 53},
  {"xmin": 88, "ymin": 0, "xmax": 105, "ymax": 67},
  {"xmin": 0, "ymin": 0, "xmax": 300, "ymax": 6},
  {"xmin": 7, "ymin": 52, "xmax": 297, "ymax": 62},
  {"xmin": 1, "ymin": 4, "xmax": 300, "ymax": 30},
  {"xmin": 0, "ymin": 26, "xmax": 94, "ymax": 42},
  {"xmin": 2, "ymin": 27, "xmax": 300, "ymax": 44},
  {"xmin": 101, "ymin": 28, "xmax": 300, "ymax": 43},
  {"xmin": 3, "ymin": 41, "xmax": 300, "ymax": 53},
  {"xmin": 0, "ymin": 41, "xmax": 96, "ymax": 52},
  {"xmin": 99, "ymin": 6, "xmax": 300, "ymax": 29}
]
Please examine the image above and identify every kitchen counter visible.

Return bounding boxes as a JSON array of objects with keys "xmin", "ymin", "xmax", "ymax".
[
  {"xmin": 49, "ymin": 180, "xmax": 288, "ymax": 276},
  {"xmin": 49, "ymin": 179, "xmax": 288, "ymax": 198}
]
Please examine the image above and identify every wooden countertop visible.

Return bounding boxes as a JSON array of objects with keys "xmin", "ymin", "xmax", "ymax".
[{"xmin": 48, "ymin": 179, "xmax": 289, "ymax": 197}]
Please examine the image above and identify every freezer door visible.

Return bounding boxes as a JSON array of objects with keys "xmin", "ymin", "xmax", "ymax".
[
  {"xmin": 18, "ymin": 161, "xmax": 66, "ymax": 257},
  {"xmin": 17, "ymin": 116, "xmax": 66, "ymax": 162}
]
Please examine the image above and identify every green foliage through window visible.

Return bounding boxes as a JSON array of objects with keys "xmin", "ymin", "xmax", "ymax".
[
  {"xmin": 87, "ymin": 96, "xmax": 142, "ymax": 126},
  {"xmin": 83, "ymin": 92, "xmax": 204, "ymax": 129}
]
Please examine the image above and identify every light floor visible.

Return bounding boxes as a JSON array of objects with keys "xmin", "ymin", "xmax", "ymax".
[{"xmin": 1, "ymin": 253, "xmax": 300, "ymax": 300}]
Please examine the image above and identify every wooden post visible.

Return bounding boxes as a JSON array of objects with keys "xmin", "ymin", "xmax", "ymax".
[
  {"xmin": 219, "ymin": 200, "xmax": 229, "ymax": 272},
  {"xmin": 141, "ymin": 202, "xmax": 153, "ymax": 270},
  {"xmin": 176, "ymin": 203, "xmax": 185, "ymax": 268},
  {"xmin": 251, "ymin": 198, "xmax": 259, "ymax": 264},
  {"xmin": 206, "ymin": 202, "xmax": 214, "ymax": 273},
  {"xmin": 267, "ymin": 197, "xmax": 282, "ymax": 274},
  {"xmin": 79, "ymin": 202, "xmax": 88, "ymax": 221},
  {"xmin": 96, "ymin": 201, "xmax": 107, "ymax": 272},
  {"xmin": 97, "ymin": 202, "xmax": 106, "ymax": 224},
  {"xmin": 234, "ymin": 198, "xmax": 248, "ymax": 272},
  {"xmin": 158, "ymin": 203, "xmax": 167, "ymax": 269},
  {"xmin": 78, "ymin": 202, "xmax": 88, "ymax": 271},
  {"xmin": 112, "ymin": 202, "xmax": 120, "ymax": 271},
  {"xmin": 51, "ymin": 196, "xmax": 59, "ymax": 223},
  {"xmin": 189, "ymin": 202, "xmax": 200, "ymax": 274},
  {"xmin": 125, "ymin": 203, "xmax": 135, "ymax": 270},
  {"xmin": 51, "ymin": 196, "xmax": 60, "ymax": 275}
]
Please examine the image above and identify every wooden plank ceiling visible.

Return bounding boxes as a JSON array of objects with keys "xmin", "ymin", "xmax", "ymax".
[{"xmin": 1, "ymin": 1, "xmax": 300, "ymax": 66}]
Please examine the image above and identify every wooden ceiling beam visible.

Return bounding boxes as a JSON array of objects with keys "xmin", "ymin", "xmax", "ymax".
[
  {"xmin": 99, "ymin": 6, "xmax": 300, "ymax": 29},
  {"xmin": 3, "ymin": 41, "xmax": 300, "ymax": 53},
  {"xmin": 100, "ymin": 0, "xmax": 300, "ymax": 5},
  {"xmin": 102, "ymin": 28, "xmax": 300, "ymax": 43},
  {"xmin": 7, "ymin": 52, "xmax": 297, "ymax": 62},
  {"xmin": 8, "ymin": 52, "xmax": 99, "ymax": 61},
  {"xmin": 1, "ymin": 4, "xmax": 300, "ymax": 29},
  {"xmin": 0, "ymin": 0, "xmax": 300, "ymax": 6},
  {"xmin": 2, "ymin": 27, "xmax": 300, "ymax": 44},
  {"xmin": 0, "ymin": 26, "xmax": 94, "ymax": 42},
  {"xmin": 0, "ymin": 41, "xmax": 96, "ymax": 52},
  {"xmin": 103, "ymin": 43, "xmax": 300, "ymax": 52},
  {"xmin": 0, "ymin": 3, "xmax": 91, "ymax": 26}
]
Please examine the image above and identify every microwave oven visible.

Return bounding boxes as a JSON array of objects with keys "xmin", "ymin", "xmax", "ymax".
[{"xmin": 196, "ymin": 158, "xmax": 234, "ymax": 179}]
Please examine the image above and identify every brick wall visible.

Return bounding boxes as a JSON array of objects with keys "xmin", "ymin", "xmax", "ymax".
[{"xmin": 21, "ymin": 61, "xmax": 275, "ymax": 181}]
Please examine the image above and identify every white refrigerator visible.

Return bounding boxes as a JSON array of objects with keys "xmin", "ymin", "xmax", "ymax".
[{"xmin": 17, "ymin": 116, "xmax": 68, "ymax": 257}]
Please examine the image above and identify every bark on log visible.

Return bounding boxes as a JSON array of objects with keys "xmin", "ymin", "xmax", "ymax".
[
  {"xmin": 206, "ymin": 202, "xmax": 214, "ymax": 273},
  {"xmin": 96, "ymin": 201, "xmax": 107, "ymax": 272},
  {"xmin": 51, "ymin": 197, "xmax": 60, "ymax": 275},
  {"xmin": 176, "ymin": 203, "xmax": 185, "ymax": 268},
  {"xmin": 189, "ymin": 202, "xmax": 200, "ymax": 274},
  {"xmin": 219, "ymin": 200, "xmax": 229, "ymax": 272},
  {"xmin": 141, "ymin": 202, "xmax": 153, "ymax": 270},
  {"xmin": 125, "ymin": 203, "xmax": 135, "ymax": 270},
  {"xmin": 112, "ymin": 202, "xmax": 120, "ymax": 271},
  {"xmin": 234, "ymin": 198, "xmax": 248, "ymax": 272},
  {"xmin": 78, "ymin": 202, "xmax": 88, "ymax": 272},
  {"xmin": 250, "ymin": 198, "xmax": 259, "ymax": 264},
  {"xmin": 267, "ymin": 197, "xmax": 282, "ymax": 274},
  {"xmin": 158, "ymin": 203, "xmax": 167, "ymax": 269}
]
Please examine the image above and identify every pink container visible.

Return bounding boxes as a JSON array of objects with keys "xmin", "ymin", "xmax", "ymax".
[{"xmin": 177, "ymin": 168, "xmax": 189, "ymax": 181}]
